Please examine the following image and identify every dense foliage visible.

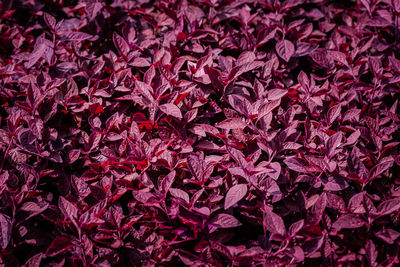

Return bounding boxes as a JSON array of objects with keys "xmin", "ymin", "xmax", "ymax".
[{"xmin": 0, "ymin": 0, "xmax": 399, "ymax": 266}]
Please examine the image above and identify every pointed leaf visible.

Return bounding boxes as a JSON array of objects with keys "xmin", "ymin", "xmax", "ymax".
[
  {"xmin": 224, "ymin": 184, "xmax": 248, "ymax": 209},
  {"xmin": 169, "ymin": 188, "xmax": 190, "ymax": 203},
  {"xmin": 216, "ymin": 118, "xmax": 247, "ymax": 130},
  {"xmin": 46, "ymin": 237, "xmax": 73, "ymax": 257},
  {"xmin": 58, "ymin": 196, "xmax": 78, "ymax": 219},
  {"xmin": 326, "ymin": 131, "xmax": 342, "ymax": 158},
  {"xmin": 375, "ymin": 229, "xmax": 400, "ymax": 244},
  {"xmin": 332, "ymin": 214, "xmax": 366, "ymax": 230},
  {"xmin": 23, "ymin": 253, "xmax": 43, "ymax": 267},
  {"xmin": 209, "ymin": 213, "xmax": 242, "ymax": 228},
  {"xmin": 327, "ymin": 104, "xmax": 341, "ymax": 126},
  {"xmin": 369, "ymin": 157, "xmax": 394, "ymax": 180},
  {"xmin": 113, "ymin": 33, "xmax": 130, "ymax": 57},
  {"xmin": 276, "ymin": 40, "xmax": 295, "ymax": 62},
  {"xmin": 159, "ymin": 103, "xmax": 182, "ymax": 119},
  {"xmin": 376, "ymin": 197, "xmax": 400, "ymax": 216},
  {"xmin": 264, "ymin": 211, "xmax": 286, "ymax": 236},
  {"xmin": 0, "ymin": 213, "xmax": 12, "ymax": 249}
]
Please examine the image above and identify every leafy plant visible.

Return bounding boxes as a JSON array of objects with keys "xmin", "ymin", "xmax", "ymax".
[{"xmin": 0, "ymin": 0, "xmax": 399, "ymax": 266}]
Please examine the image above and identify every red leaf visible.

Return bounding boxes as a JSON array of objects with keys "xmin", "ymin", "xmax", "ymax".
[{"xmin": 46, "ymin": 237, "xmax": 73, "ymax": 257}]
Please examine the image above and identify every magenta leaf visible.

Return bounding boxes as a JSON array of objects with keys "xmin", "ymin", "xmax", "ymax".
[
  {"xmin": 159, "ymin": 103, "xmax": 183, "ymax": 119},
  {"xmin": 298, "ymin": 71, "xmax": 310, "ymax": 92},
  {"xmin": 332, "ymin": 214, "xmax": 366, "ymax": 230},
  {"xmin": 135, "ymin": 80, "xmax": 155, "ymax": 103},
  {"xmin": 284, "ymin": 157, "xmax": 311, "ymax": 173},
  {"xmin": 209, "ymin": 213, "xmax": 242, "ymax": 229},
  {"xmin": 369, "ymin": 157, "xmax": 394, "ymax": 180},
  {"xmin": 264, "ymin": 211, "xmax": 286, "ymax": 237},
  {"xmin": 326, "ymin": 131, "xmax": 342, "ymax": 158},
  {"xmin": 0, "ymin": 213, "xmax": 12, "ymax": 249},
  {"xmin": 289, "ymin": 220, "xmax": 304, "ymax": 237},
  {"xmin": 310, "ymin": 193, "xmax": 327, "ymax": 225},
  {"xmin": 365, "ymin": 240, "xmax": 377, "ymax": 265},
  {"xmin": 276, "ymin": 40, "xmax": 295, "ymax": 62},
  {"xmin": 113, "ymin": 33, "xmax": 130, "ymax": 57},
  {"xmin": 58, "ymin": 196, "xmax": 78, "ymax": 219},
  {"xmin": 86, "ymin": 2, "xmax": 103, "ymax": 21},
  {"xmin": 1, "ymin": 0, "xmax": 399, "ymax": 265},
  {"xmin": 67, "ymin": 149, "xmax": 80, "ymax": 164},
  {"xmin": 187, "ymin": 155, "xmax": 204, "ymax": 180},
  {"xmin": 327, "ymin": 104, "xmax": 341, "ymax": 126},
  {"xmin": 216, "ymin": 118, "xmax": 247, "ymax": 130},
  {"xmin": 224, "ymin": 184, "xmax": 248, "ymax": 210},
  {"xmin": 23, "ymin": 253, "xmax": 43, "ymax": 267},
  {"xmin": 376, "ymin": 197, "xmax": 400, "ymax": 216},
  {"xmin": 375, "ymin": 229, "xmax": 400, "ymax": 244},
  {"xmin": 63, "ymin": 32, "xmax": 94, "ymax": 41},
  {"xmin": 43, "ymin": 13, "xmax": 56, "ymax": 29},
  {"xmin": 169, "ymin": 188, "xmax": 190, "ymax": 203},
  {"xmin": 267, "ymin": 89, "xmax": 287, "ymax": 101}
]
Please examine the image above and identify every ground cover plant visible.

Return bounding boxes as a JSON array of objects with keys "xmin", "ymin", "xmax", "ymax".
[{"xmin": 0, "ymin": 0, "xmax": 399, "ymax": 266}]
